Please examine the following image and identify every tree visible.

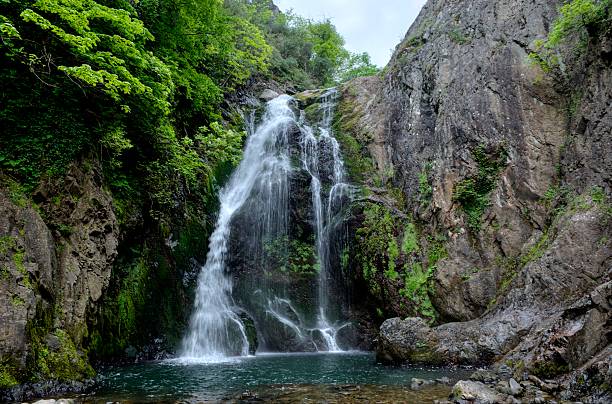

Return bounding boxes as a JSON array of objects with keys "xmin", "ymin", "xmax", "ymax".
[
  {"xmin": 307, "ymin": 20, "xmax": 349, "ymax": 85},
  {"xmin": 338, "ymin": 52, "xmax": 380, "ymax": 82}
]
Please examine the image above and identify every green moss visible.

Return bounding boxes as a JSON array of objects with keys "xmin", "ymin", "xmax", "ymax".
[
  {"xmin": 264, "ymin": 236, "xmax": 317, "ymax": 275},
  {"xmin": 10, "ymin": 294, "xmax": 25, "ymax": 307},
  {"xmin": 354, "ymin": 201, "xmax": 442, "ymax": 322},
  {"xmin": 532, "ymin": 360, "xmax": 569, "ymax": 379},
  {"xmin": 418, "ymin": 163, "xmax": 433, "ymax": 207},
  {"xmin": 0, "ymin": 235, "xmax": 17, "ymax": 256},
  {"xmin": 340, "ymin": 247, "xmax": 349, "ymax": 271},
  {"xmin": 88, "ymin": 217, "xmax": 214, "ymax": 359},
  {"xmin": 356, "ymin": 203, "xmax": 397, "ymax": 290},
  {"xmin": 453, "ymin": 145, "xmax": 508, "ymax": 232},
  {"xmin": 425, "ymin": 235, "xmax": 448, "ymax": 268},
  {"xmin": 591, "ymin": 186, "xmax": 606, "ymax": 204},
  {"xmin": 332, "ymin": 91, "xmax": 376, "ymax": 183},
  {"xmin": 520, "ymin": 232, "xmax": 550, "ymax": 267},
  {"xmin": 12, "ymin": 250, "xmax": 31, "ymax": 289},
  {"xmin": 448, "ymin": 28, "xmax": 471, "ymax": 45},
  {"xmin": 116, "ymin": 258, "xmax": 150, "ymax": 347},
  {"xmin": 401, "ymin": 222, "xmax": 418, "ymax": 254},
  {"xmin": 303, "ymin": 103, "xmax": 322, "ymax": 123},
  {"xmin": 29, "ymin": 329, "xmax": 94, "ymax": 382},
  {"xmin": 399, "ymin": 262, "xmax": 437, "ymax": 323},
  {"xmin": 334, "ymin": 131, "xmax": 375, "ymax": 183},
  {"xmin": 404, "ymin": 35, "xmax": 426, "ymax": 49},
  {"xmin": 0, "ymin": 360, "xmax": 19, "ymax": 389},
  {"xmin": 3, "ymin": 178, "xmax": 29, "ymax": 207}
]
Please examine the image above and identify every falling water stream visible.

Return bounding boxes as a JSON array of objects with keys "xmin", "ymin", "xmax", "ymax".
[{"xmin": 182, "ymin": 90, "xmax": 351, "ymax": 361}]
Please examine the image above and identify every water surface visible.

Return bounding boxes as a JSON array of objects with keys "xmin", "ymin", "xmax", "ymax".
[{"xmin": 84, "ymin": 352, "xmax": 468, "ymax": 403}]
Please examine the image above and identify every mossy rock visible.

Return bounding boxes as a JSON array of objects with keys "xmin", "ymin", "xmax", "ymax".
[
  {"xmin": 303, "ymin": 103, "xmax": 323, "ymax": 124},
  {"xmin": 0, "ymin": 358, "xmax": 20, "ymax": 389},
  {"xmin": 294, "ymin": 89, "xmax": 328, "ymax": 107},
  {"xmin": 29, "ymin": 329, "xmax": 95, "ymax": 382}
]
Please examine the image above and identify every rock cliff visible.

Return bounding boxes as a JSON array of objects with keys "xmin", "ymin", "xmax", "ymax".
[
  {"xmin": 335, "ymin": 0, "xmax": 610, "ymax": 399},
  {"xmin": 0, "ymin": 162, "xmax": 117, "ymax": 394}
]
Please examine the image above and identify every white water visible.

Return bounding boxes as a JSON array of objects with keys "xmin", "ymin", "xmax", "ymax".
[
  {"xmin": 299, "ymin": 89, "xmax": 350, "ymax": 352},
  {"xmin": 182, "ymin": 96, "xmax": 294, "ymax": 361},
  {"xmin": 182, "ymin": 91, "xmax": 351, "ymax": 360}
]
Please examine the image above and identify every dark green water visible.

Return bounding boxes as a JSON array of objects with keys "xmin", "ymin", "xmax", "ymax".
[{"xmin": 82, "ymin": 352, "xmax": 469, "ymax": 403}]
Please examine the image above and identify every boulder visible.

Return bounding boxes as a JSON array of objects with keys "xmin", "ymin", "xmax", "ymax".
[
  {"xmin": 450, "ymin": 381, "xmax": 502, "ymax": 404},
  {"xmin": 259, "ymin": 89, "xmax": 279, "ymax": 101}
]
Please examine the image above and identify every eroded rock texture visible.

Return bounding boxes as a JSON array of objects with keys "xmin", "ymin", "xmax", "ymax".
[
  {"xmin": 336, "ymin": 0, "xmax": 611, "ymax": 394},
  {"xmin": 0, "ymin": 161, "xmax": 118, "ymax": 386}
]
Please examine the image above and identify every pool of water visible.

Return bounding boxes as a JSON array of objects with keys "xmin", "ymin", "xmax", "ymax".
[{"xmin": 77, "ymin": 352, "xmax": 469, "ymax": 403}]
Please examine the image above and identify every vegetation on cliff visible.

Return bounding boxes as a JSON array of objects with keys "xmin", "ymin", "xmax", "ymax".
[{"xmin": 0, "ymin": 0, "xmax": 379, "ymax": 389}]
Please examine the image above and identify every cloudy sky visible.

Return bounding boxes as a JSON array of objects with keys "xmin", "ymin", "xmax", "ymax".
[{"xmin": 274, "ymin": 0, "xmax": 427, "ymax": 67}]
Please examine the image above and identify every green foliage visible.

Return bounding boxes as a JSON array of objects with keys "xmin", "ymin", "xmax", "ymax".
[
  {"xmin": 0, "ymin": 0, "xmax": 269, "ymax": 225},
  {"xmin": 401, "ymin": 222, "xmax": 418, "ymax": 255},
  {"xmin": 355, "ymin": 202, "xmax": 439, "ymax": 323},
  {"xmin": 225, "ymin": 0, "xmax": 372, "ymax": 88},
  {"xmin": 337, "ymin": 52, "xmax": 380, "ymax": 82},
  {"xmin": 453, "ymin": 146, "xmax": 507, "ymax": 232},
  {"xmin": 0, "ymin": 359, "xmax": 19, "ymax": 388},
  {"xmin": 418, "ymin": 163, "xmax": 433, "ymax": 207},
  {"xmin": 448, "ymin": 27, "xmax": 471, "ymax": 45},
  {"xmin": 529, "ymin": 0, "xmax": 611, "ymax": 71},
  {"xmin": 548, "ymin": 0, "xmax": 611, "ymax": 47},
  {"xmin": 264, "ymin": 236, "xmax": 317, "ymax": 274},
  {"xmin": 399, "ymin": 262, "xmax": 437, "ymax": 323},
  {"xmin": 28, "ymin": 328, "xmax": 94, "ymax": 382},
  {"xmin": 356, "ymin": 203, "xmax": 396, "ymax": 289}
]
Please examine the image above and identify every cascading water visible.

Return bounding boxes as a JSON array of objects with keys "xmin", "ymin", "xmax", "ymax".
[
  {"xmin": 182, "ymin": 96, "xmax": 294, "ymax": 360},
  {"xmin": 182, "ymin": 90, "xmax": 353, "ymax": 360},
  {"xmin": 300, "ymin": 89, "xmax": 351, "ymax": 351}
]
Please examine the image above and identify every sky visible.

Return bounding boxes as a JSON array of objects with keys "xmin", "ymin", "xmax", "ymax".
[{"xmin": 274, "ymin": 0, "xmax": 427, "ymax": 67}]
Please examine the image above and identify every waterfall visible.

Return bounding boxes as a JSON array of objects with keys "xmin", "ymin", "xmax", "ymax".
[
  {"xmin": 182, "ymin": 90, "xmax": 352, "ymax": 361},
  {"xmin": 181, "ymin": 96, "xmax": 294, "ymax": 361},
  {"xmin": 300, "ymin": 89, "xmax": 350, "ymax": 352}
]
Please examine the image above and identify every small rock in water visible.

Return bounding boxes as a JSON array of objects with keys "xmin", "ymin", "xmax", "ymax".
[
  {"xmin": 509, "ymin": 378, "xmax": 524, "ymax": 396},
  {"xmin": 410, "ymin": 377, "xmax": 435, "ymax": 390},
  {"xmin": 436, "ymin": 376, "xmax": 452, "ymax": 385}
]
